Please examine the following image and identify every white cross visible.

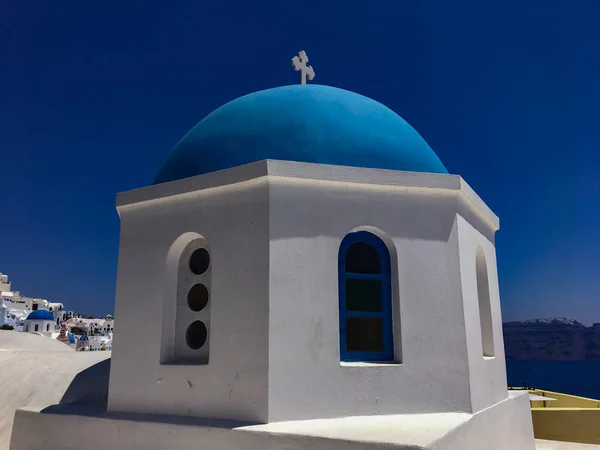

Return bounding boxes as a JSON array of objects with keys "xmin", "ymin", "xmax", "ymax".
[{"xmin": 291, "ymin": 50, "xmax": 315, "ymax": 84}]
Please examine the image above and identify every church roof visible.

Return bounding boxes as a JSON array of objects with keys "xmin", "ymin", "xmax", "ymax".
[
  {"xmin": 153, "ymin": 84, "xmax": 448, "ymax": 185},
  {"xmin": 25, "ymin": 310, "xmax": 54, "ymax": 321}
]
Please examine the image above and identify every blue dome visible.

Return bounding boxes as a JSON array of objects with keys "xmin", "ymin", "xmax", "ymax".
[
  {"xmin": 26, "ymin": 310, "xmax": 54, "ymax": 321},
  {"xmin": 67, "ymin": 333, "xmax": 75, "ymax": 344},
  {"xmin": 153, "ymin": 85, "xmax": 448, "ymax": 184},
  {"xmin": 79, "ymin": 334, "xmax": 89, "ymax": 341}
]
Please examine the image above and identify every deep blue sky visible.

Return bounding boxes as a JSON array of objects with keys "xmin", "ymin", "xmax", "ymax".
[{"xmin": 1, "ymin": 1, "xmax": 599, "ymax": 323}]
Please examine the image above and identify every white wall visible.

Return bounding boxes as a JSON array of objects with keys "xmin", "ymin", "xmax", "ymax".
[
  {"xmin": 30, "ymin": 299, "xmax": 49, "ymax": 310},
  {"xmin": 108, "ymin": 168, "xmax": 271, "ymax": 423},
  {"xmin": 103, "ymin": 319, "xmax": 114, "ymax": 334},
  {"xmin": 49, "ymin": 304, "xmax": 66, "ymax": 324},
  {"xmin": 456, "ymin": 215, "xmax": 508, "ymax": 413},
  {"xmin": 107, "ymin": 160, "xmax": 503, "ymax": 424},
  {"xmin": 1, "ymin": 293, "xmax": 27, "ymax": 311},
  {"xmin": 23, "ymin": 320, "xmax": 55, "ymax": 335},
  {"xmin": 267, "ymin": 174, "xmax": 473, "ymax": 421},
  {"xmin": 0, "ymin": 274, "xmax": 10, "ymax": 293}
]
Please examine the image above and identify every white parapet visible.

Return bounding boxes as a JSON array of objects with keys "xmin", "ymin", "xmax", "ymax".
[{"xmin": 9, "ymin": 391, "xmax": 535, "ymax": 450}]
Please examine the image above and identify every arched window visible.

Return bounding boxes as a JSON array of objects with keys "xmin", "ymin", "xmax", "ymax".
[
  {"xmin": 338, "ymin": 231, "xmax": 393, "ymax": 362},
  {"xmin": 162, "ymin": 233, "xmax": 212, "ymax": 365},
  {"xmin": 476, "ymin": 247, "xmax": 495, "ymax": 357}
]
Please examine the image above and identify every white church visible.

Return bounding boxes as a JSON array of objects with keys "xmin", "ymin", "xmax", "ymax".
[{"xmin": 8, "ymin": 52, "xmax": 537, "ymax": 450}]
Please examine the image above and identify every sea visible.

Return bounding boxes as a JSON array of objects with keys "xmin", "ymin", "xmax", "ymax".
[{"xmin": 506, "ymin": 360, "xmax": 600, "ymax": 400}]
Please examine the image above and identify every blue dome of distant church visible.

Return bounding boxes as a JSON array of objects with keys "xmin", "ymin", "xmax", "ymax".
[
  {"xmin": 26, "ymin": 310, "xmax": 54, "ymax": 321},
  {"xmin": 153, "ymin": 85, "xmax": 448, "ymax": 184}
]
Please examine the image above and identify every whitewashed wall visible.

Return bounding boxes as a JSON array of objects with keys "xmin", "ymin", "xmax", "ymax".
[
  {"xmin": 108, "ymin": 160, "xmax": 503, "ymax": 424},
  {"xmin": 108, "ymin": 164, "xmax": 271, "ymax": 423},
  {"xmin": 269, "ymin": 171, "xmax": 463, "ymax": 421}
]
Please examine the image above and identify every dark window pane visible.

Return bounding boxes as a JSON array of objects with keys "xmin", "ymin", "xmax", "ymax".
[
  {"xmin": 346, "ymin": 279, "xmax": 382, "ymax": 312},
  {"xmin": 189, "ymin": 248, "xmax": 210, "ymax": 275},
  {"xmin": 345, "ymin": 242, "xmax": 380, "ymax": 274},
  {"xmin": 188, "ymin": 284, "xmax": 209, "ymax": 312},
  {"xmin": 186, "ymin": 321, "xmax": 208, "ymax": 350},
  {"xmin": 346, "ymin": 317, "xmax": 383, "ymax": 352}
]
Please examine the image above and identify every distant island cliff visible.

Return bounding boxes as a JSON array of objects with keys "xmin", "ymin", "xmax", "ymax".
[{"xmin": 503, "ymin": 318, "xmax": 600, "ymax": 361}]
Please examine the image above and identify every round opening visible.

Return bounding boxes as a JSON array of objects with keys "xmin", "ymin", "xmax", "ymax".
[
  {"xmin": 189, "ymin": 248, "xmax": 210, "ymax": 275},
  {"xmin": 186, "ymin": 321, "xmax": 208, "ymax": 350},
  {"xmin": 187, "ymin": 283, "xmax": 209, "ymax": 312}
]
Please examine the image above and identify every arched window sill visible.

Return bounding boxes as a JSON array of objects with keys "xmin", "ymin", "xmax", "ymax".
[{"xmin": 341, "ymin": 361, "xmax": 402, "ymax": 368}]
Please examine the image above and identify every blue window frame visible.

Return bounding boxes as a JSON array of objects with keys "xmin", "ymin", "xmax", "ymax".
[{"xmin": 338, "ymin": 231, "xmax": 394, "ymax": 362}]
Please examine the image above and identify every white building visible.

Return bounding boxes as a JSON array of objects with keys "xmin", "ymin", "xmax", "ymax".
[
  {"xmin": 0, "ymin": 274, "xmax": 113, "ymax": 349},
  {"xmin": 0, "ymin": 291, "xmax": 29, "ymax": 330},
  {"xmin": 0, "ymin": 273, "xmax": 11, "ymax": 292},
  {"xmin": 67, "ymin": 316, "xmax": 114, "ymax": 334},
  {"xmin": 23, "ymin": 309, "xmax": 56, "ymax": 335},
  {"xmin": 0, "ymin": 303, "xmax": 6, "ymax": 327},
  {"xmin": 48, "ymin": 302, "xmax": 67, "ymax": 325},
  {"xmin": 8, "ymin": 73, "xmax": 536, "ymax": 449},
  {"xmin": 59, "ymin": 316, "xmax": 115, "ymax": 351},
  {"xmin": 1, "ymin": 290, "xmax": 48, "ymax": 314},
  {"xmin": 1, "ymin": 274, "xmax": 57, "ymax": 331}
]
